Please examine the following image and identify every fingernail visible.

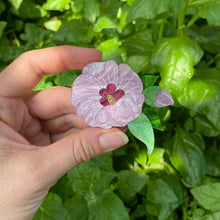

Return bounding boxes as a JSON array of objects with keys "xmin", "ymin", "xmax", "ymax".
[{"xmin": 99, "ymin": 132, "xmax": 129, "ymax": 152}]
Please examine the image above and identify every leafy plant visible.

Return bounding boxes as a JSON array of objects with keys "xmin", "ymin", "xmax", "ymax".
[{"xmin": 1, "ymin": 0, "xmax": 220, "ymax": 219}]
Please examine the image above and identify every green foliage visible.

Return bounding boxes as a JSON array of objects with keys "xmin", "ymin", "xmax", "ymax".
[
  {"xmin": 151, "ymin": 36, "xmax": 204, "ymax": 98},
  {"xmin": 191, "ymin": 183, "xmax": 220, "ymax": 212},
  {"xmin": 167, "ymin": 127, "xmax": 206, "ymax": 188},
  {"xmin": 1, "ymin": 0, "xmax": 220, "ymax": 219},
  {"xmin": 126, "ymin": 0, "xmax": 185, "ymax": 22}
]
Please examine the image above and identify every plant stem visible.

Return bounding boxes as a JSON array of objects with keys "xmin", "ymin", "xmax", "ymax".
[
  {"xmin": 186, "ymin": 11, "xmax": 201, "ymax": 29},
  {"xmin": 189, "ymin": 0, "xmax": 217, "ymax": 6},
  {"xmin": 159, "ymin": 19, "xmax": 165, "ymax": 40},
  {"xmin": 12, "ymin": 32, "xmax": 20, "ymax": 47},
  {"xmin": 177, "ymin": 0, "xmax": 189, "ymax": 36},
  {"xmin": 182, "ymin": 205, "xmax": 187, "ymax": 220}
]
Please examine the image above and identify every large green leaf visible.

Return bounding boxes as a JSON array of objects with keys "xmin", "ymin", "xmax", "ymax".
[
  {"xmin": 44, "ymin": 19, "xmax": 62, "ymax": 32},
  {"xmin": 84, "ymin": 0, "xmax": 99, "ymax": 23},
  {"xmin": 123, "ymin": 29, "xmax": 155, "ymax": 56},
  {"xmin": 191, "ymin": 183, "xmax": 220, "ymax": 212},
  {"xmin": 195, "ymin": 26, "xmax": 220, "ymax": 54},
  {"xmin": 151, "ymin": 36, "xmax": 204, "ymax": 98},
  {"xmin": 193, "ymin": 114, "xmax": 220, "ymax": 137},
  {"xmin": 145, "ymin": 201, "xmax": 179, "ymax": 220},
  {"xmin": 128, "ymin": 113, "xmax": 154, "ymax": 153},
  {"xmin": 126, "ymin": 0, "xmax": 185, "ymax": 23},
  {"xmin": 65, "ymin": 196, "xmax": 89, "ymax": 220},
  {"xmin": 67, "ymin": 161, "xmax": 100, "ymax": 197},
  {"xmin": 126, "ymin": 54, "xmax": 151, "ymax": 73},
  {"xmin": 200, "ymin": 3, "xmax": 220, "ymax": 26},
  {"xmin": 117, "ymin": 170, "xmax": 148, "ymax": 198},
  {"xmin": 20, "ymin": 23, "xmax": 52, "ymax": 48},
  {"xmin": 94, "ymin": 16, "xmax": 118, "ymax": 32},
  {"xmin": 8, "ymin": 0, "xmax": 23, "ymax": 10},
  {"xmin": 100, "ymin": 0, "xmax": 121, "ymax": 20},
  {"xmin": 178, "ymin": 68, "xmax": 220, "ymax": 130},
  {"xmin": 52, "ymin": 20, "xmax": 94, "ymax": 43},
  {"xmin": 147, "ymin": 179, "xmax": 178, "ymax": 204},
  {"xmin": 33, "ymin": 193, "xmax": 67, "ymax": 220},
  {"xmin": 97, "ymin": 38, "xmax": 123, "ymax": 63},
  {"xmin": 197, "ymin": 211, "xmax": 220, "ymax": 220},
  {"xmin": 43, "ymin": 0, "xmax": 70, "ymax": 11},
  {"xmin": 15, "ymin": 0, "xmax": 41, "ymax": 18},
  {"xmin": 0, "ymin": 38, "xmax": 19, "ymax": 62},
  {"xmin": 88, "ymin": 192, "xmax": 129, "ymax": 220},
  {"xmin": 205, "ymin": 147, "xmax": 220, "ymax": 177},
  {"xmin": 167, "ymin": 128, "xmax": 206, "ymax": 187}
]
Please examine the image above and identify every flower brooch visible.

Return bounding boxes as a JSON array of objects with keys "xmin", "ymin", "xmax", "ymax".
[{"xmin": 71, "ymin": 60, "xmax": 174, "ymax": 153}]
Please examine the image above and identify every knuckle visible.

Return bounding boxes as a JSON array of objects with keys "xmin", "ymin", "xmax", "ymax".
[{"xmin": 73, "ymin": 135, "xmax": 96, "ymax": 164}]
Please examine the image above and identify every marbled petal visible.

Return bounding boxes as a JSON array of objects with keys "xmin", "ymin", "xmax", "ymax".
[
  {"xmin": 71, "ymin": 74, "xmax": 101, "ymax": 106},
  {"xmin": 76, "ymin": 100, "xmax": 104, "ymax": 127},
  {"xmin": 154, "ymin": 89, "xmax": 174, "ymax": 107},
  {"xmin": 117, "ymin": 64, "xmax": 143, "ymax": 94},
  {"xmin": 83, "ymin": 61, "xmax": 118, "ymax": 86},
  {"xmin": 105, "ymin": 93, "xmax": 145, "ymax": 127}
]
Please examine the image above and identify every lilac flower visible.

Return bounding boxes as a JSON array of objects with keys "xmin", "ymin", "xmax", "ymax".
[{"xmin": 71, "ymin": 60, "xmax": 145, "ymax": 129}]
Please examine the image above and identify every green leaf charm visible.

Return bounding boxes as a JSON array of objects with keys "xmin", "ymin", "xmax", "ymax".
[
  {"xmin": 128, "ymin": 113, "xmax": 154, "ymax": 153},
  {"xmin": 143, "ymin": 86, "xmax": 174, "ymax": 107}
]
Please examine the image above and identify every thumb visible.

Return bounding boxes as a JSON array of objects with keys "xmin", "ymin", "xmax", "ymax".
[{"xmin": 38, "ymin": 127, "xmax": 128, "ymax": 183}]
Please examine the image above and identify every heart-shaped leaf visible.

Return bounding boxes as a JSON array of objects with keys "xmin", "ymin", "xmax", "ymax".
[
  {"xmin": 143, "ymin": 86, "xmax": 174, "ymax": 107},
  {"xmin": 128, "ymin": 113, "xmax": 154, "ymax": 154}
]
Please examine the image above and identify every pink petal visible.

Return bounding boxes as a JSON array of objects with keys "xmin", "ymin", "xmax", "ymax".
[
  {"xmin": 114, "ymin": 89, "xmax": 125, "ymax": 101},
  {"xmin": 99, "ymin": 88, "xmax": 107, "ymax": 98},
  {"xmin": 83, "ymin": 61, "xmax": 118, "ymax": 86},
  {"xmin": 77, "ymin": 100, "xmax": 116, "ymax": 129},
  {"xmin": 107, "ymin": 83, "xmax": 116, "ymax": 95},
  {"xmin": 154, "ymin": 89, "xmax": 174, "ymax": 107},
  {"xmin": 71, "ymin": 74, "xmax": 101, "ymax": 106},
  {"xmin": 76, "ymin": 100, "xmax": 104, "ymax": 127},
  {"xmin": 105, "ymin": 93, "xmax": 145, "ymax": 127},
  {"xmin": 100, "ymin": 98, "xmax": 109, "ymax": 106},
  {"xmin": 97, "ymin": 109, "xmax": 117, "ymax": 129},
  {"xmin": 116, "ymin": 64, "xmax": 143, "ymax": 94}
]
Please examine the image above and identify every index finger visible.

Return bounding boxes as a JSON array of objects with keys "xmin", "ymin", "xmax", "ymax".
[{"xmin": 0, "ymin": 46, "xmax": 102, "ymax": 97}]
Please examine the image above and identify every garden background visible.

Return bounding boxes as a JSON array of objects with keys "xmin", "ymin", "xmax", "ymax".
[{"xmin": 0, "ymin": 0, "xmax": 220, "ymax": 219}]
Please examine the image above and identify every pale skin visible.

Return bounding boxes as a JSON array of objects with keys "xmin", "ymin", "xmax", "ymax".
[{"xmin": 0, "ymin": 46, "xmax": 128, "ymax": 220}]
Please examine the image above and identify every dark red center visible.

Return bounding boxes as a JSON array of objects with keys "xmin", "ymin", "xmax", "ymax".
[{"xmin": 99, "ymin": 83, "xmax": 125, "ymax": 106}]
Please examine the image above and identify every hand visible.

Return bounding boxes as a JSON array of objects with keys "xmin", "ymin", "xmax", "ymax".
[{"xmin": 0, "ymin": 46, "xmax": 128, "ymax": 220}]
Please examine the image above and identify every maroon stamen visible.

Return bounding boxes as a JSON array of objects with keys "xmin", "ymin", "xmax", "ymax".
[{"xmin": 99, "ymin": 83, "xmax": 125, "ymax": 106}]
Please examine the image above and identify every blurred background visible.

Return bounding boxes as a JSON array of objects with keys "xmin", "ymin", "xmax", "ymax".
[{"xmin": 0, "ymin": 0, "xmax": 220, "ymax": 219}]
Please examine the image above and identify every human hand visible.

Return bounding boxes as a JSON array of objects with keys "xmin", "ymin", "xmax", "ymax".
[{"xmin": 0, "ymin": 46, "xmax": 128, "ymax": 220}]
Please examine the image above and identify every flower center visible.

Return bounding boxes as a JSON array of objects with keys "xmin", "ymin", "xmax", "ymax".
[
  {"xmin": 105, "ymin": 92, "xmax": 116, "ymax": 105},
  {"xmin": 99, "ymin": 83, "xmax": 125, "ymax": 106}
]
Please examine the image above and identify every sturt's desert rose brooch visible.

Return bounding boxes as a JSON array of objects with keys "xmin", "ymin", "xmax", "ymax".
[{"xmin": 71, "ymin": 60, "xmax": 174, "ymax": 153}]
